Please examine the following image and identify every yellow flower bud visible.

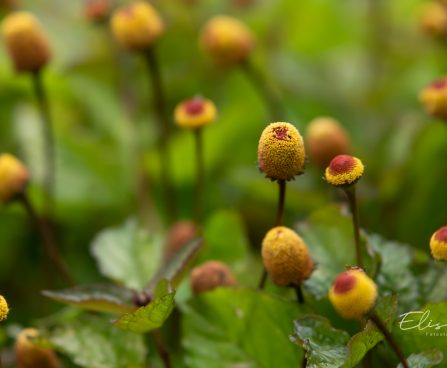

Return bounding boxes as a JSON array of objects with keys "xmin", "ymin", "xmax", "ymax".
[
  {"xmin": 174, "ymin": 96, "xmax": 217, "ymax": 129},
  {"xmin": 430, "ymin": 226, "xmax": 447, "ymax": 261},
  {"xmin": 306, "ymin": 117, "xmax": 350, "ymax": 168},
  {"xmin": 419, "ymin": 1, "xmax": 447, "ymax": 38},
  {"xmin": 15, "ymin": 328, "xmax": 60, "ymax": 368},
  {"xmin": 261, "ymin": 226, "xmax": 314, "ymax": 286},
  {"xmin": 257, "ymin": 122, "xmax": 306, "ymax": 181},
  {"xmin": 111, "ymin": 1, "xmax": 164, "ymax": 51},
  {"xmin": 1, "ymin": 11, "xmax": 51, "ymax": 72},
  {"xmin": 324, "ymin": 154, "xmax": 364, "ymax": 187},
  {"xmin": 0, "ymin": 154, "xmax": 29, "ymax": 203},
  {"xmin": 191, "ymin": 260, "xmax": 237, "ymax": 294},
  {"xmin": 419, "ymin": 77, "xmax": 447, "ymax": 120},
  {"xmin": 164, "ymin": 220, "xmax": 198, "ymax": 261},
  {"xmin": 200, "ymin": 15, "xmax": 254, "ymax": 65},
  {"xmin": 0, "ymin": 294, "xmax": 9, "ymax": 321},
  {"xmin": 329, "ymin": 268, "xmax": 377, "ymax": 320},
  {"xmin": 85, "ymin": 0, "xmax": 110, "ymax": 23}
]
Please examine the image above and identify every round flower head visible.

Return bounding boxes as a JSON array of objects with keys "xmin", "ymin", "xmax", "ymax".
[
  {"xmin": 306, "ymin": 117, "xmax": 350, "ymax": 168},
  {"xmin": 16, "ymin": 328, "xmax": 60, "ymax": 368},
  {"xmin": 419, "ymin": 77, "xmax": 447, "ymax": 120},
  {"xmin": 324, "ymin": 154, "xmax": 364, "ymax": 187},
  {"xmin": 420, "ymin": 1, "xmax": 447, "ymax": 38},
  {"xmin": 200, "ymin": 15, "xmax": 254, "ymax": 65},
  {"xmin": 1, "ymin": 11, "xmax": 51, "ymax": 72},
  {"xmin": 111, "ymin": 1, "xmax": 164, "ymax": 51},
  {"xmin": 85, "ymin": 0, "xmax": 110, "ymax": 23},
  {"xmin": 329, "ymin": 268, "xmax": 378, "ymax": 320},
  {"xmin": 0, "ymin": 154, "xmax": 29, "ymax": 203},
  {"xmin": 261, "ymin": 226, "xmax": 314, "ymax": 286},
  {"xmin": 164, "ymin": 220, "xmax": 198, "ymax": 261},
  {"xmin": 0, "ymin": 295, "xmax": 9, "ymax": 321},
  {"xmin": 191, "ymin": 260, "xmax": 237, "ymax": 294},
  {"xmin": 430, "ymin": 226, "xmax": 447, "ymax": 261},
  {"xmin": 174, "ymin": 96, "xmax": 217, "ymax": 129},
  {"xmin": 257, "ymin": 122, "xmax": 306, "ymax": 181}
]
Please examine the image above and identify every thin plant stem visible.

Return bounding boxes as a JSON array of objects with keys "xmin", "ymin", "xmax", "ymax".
[
  {"xmin": 31, "ymin": 69, "xmax": 55, "ymax": 215},
  {"xmin": 294, "ymin": 285, "xmax": 304, "ymax": 304},
  {"xmin": 241, "ymin": 60, "xmax": 284, "ymax": 121},
  {"xmin": 344, "ymin": 186, "xmax": 364, "ymax": 269},
  {"xmin": 152, "ymin": 330, "xmax": 171, "ymax": 368},
  {"xmin": 258, "ymin": 180, "xmax": 287, "ymax": 290},
  {"xmin": 194, "ymin": 128, "xmax": 204, "ymax": 224},
  {"xmin": 369, "ymin": 312, "xmax": 409, "ymax": 368},
  {"xmin": 18, "ymin": 193, "xmax": 74, "ymax": 286},
  {"xmin": 144, "ymin": 48, "xmax": 177, "ymax": 222}
]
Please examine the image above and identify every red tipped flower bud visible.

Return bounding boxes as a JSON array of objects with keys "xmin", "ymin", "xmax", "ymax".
[
  {"xmin": 329, "ymin": 268, "xmax": 377, "ymax": 320},
  {"xmin": 430, "ymin": 226, "xmax": 447, "ymax": 261},
  {"xmin": 174, "ymin": 96, "xmax": 217, "ymax": 129},
  {"xmin": 419, "ymin": 77, "xmax": 447, "ymax": 120},
  {"xmin": 85, "ymin": 0, "xmax": 111, "ymax": 23},
  {"xmin": 324, "ymin": 154, "xmax": 364, "ymax": 187}
]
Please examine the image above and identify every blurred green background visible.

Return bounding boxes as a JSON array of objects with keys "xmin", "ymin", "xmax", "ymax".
[{"xmin": 0, "ymin": 0, "xmax": 446, "ymax": 329}]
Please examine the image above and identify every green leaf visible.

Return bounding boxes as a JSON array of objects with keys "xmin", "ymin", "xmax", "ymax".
[
  {"xmin": 181, "ymin": 288, "xmax": 304, "ymax": 368},
  {"xmin": 343, "ymin": 294, "xmax": 398, "ymax": 368},
  {"xmin": 114, "ymin": 281, "xmax": 176, "ymax": 334},
  {"xmin": 91, "ymin": 219, "xmax": 163, "ymax": 289},
  {"xmin": 398, "ymin": 350, "xmax": 444, "ymax": 368},
  {"xmin": 146, "ymin": 237, "xmax": 203, "ymax": 293},
  {"xmin": 46, "ymin": 314, "xmax": 146, "ymax": 368},
  {"xmin": 291, "ymin": 315, "xmax": 350, "ymax": 368},
  {"xmin": 42, "ymin": 284, "xmax": 135, "ymax": 314},
  {"xmin": 199, "ymin": 210, "xmax": 250, "ymax": 264}
]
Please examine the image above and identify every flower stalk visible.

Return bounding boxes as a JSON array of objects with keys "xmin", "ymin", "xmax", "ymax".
[
  {"xmin": 344, "ymin": 185, "xmax": 363, "ymax": 269},
  {"xmin": 194, "ymin": 127, "xmax": 204, "ymax": 224}
]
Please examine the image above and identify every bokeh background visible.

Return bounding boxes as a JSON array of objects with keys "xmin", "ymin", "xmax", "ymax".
[{"xmin": 0, "ymin": 0, "xmax": 446, "ymax": 339}]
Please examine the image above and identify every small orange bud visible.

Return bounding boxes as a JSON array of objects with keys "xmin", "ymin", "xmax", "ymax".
[
  {"xmin": 257, "ymin": 122, "xmax": 306, "ymax": 181},
  {"xmin": 306, "ymin": 117, "xmax": 350, "ymax": 168},
  {"xmin": 15, "ymin": 328, "xmax": 60, "ymax": 368},
  {"xmin": 1, "ymin": 11, "xmax": 51, "ymax": 72},
  {"xmin": 324, "ymin": 154, "xmax": 364, "ymax": 187},
  {"xmin": 420, "ymin": 1, "xmax": 447, "ymax": 38},
  {"xmin": 0, "ymin": 154, "xmax": 29, "ymax": 203},
  {"xmin": 164, "ymin": 220, "xmax": 198, "ymax": 261},
  {"xmin": 200, "ymin": 15, "xmax": 254, "ymax": 65},
  {"xmin": 174, "ymin": 96, "xmax": 217, "ymax": 129},
  {"xmin": 430, "ymin": 226, "xmax": 447, "ymax": 261},
  {"xmin": 261, "ymin": 226, "xmax": 314, "ymax": 286},
  {"xmin": 419, "ymin": 77, "xmax": 447, "ymax": 120},
  {"xmin": 85, "ymin": 0, "xmax": 110, "ymax": 23},
  {"xmin": 0, "ymin": 294, "xmax": 9, "ymax": 321},
  {"xmin": 329, "ymin": 268, "xmax": 377, "ymax": 320},
  {"xmin": 111, "ymin": 1, "xmax": 164, "ymax": 51},
  {"xmin": 191, "ymin": 260, "xmax": 237, "ymax": 294}
]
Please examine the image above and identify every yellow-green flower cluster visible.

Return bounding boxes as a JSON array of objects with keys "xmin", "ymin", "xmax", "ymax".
[
  {"xmin": 261, "ymin": 226, "xmax": 314, "ymax": 286},
  {"xmin": 324, "ymin": 154, "xmax": 364, "ymax": 187},
  {"xmin": 257, "ymin": 122, "xmax": 305, "ymax": 181},
  {"xmin": 0, "ymin": 294, "xmax": 9, "ymax": 321},
  {"xmin": 0, "ymin": 153, "xmax": 29, "ymax": 203}
]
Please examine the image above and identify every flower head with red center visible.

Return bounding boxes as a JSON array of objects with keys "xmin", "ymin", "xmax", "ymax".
[
  {"xmin": 0, "ymin": 154, "xmax": 29, "ymax": 203},
  {"xmin": 328, "ymin": 268, "xmax": 377, "ymax": 320},
  {"xmin": 1, "ymin": 11, "xmax": 51, "ymax": 72},
  {"xmin": 85, "ymin": 0, "xmax": 110, "ymax": 23},
  {"xmin": 257, "ymin": 122, "xmax": 306, "ymax": 181},
  {"xmin": 324, "ymin": 154, "xmax": 364, "ymax": 187},
  {"xmin": 261, "ymin": 226, "xmax": 314, "ymax": 286},
  {"xmin": 419, "ymin": 76, "xmax": 447, "ymax": 120},
  {"xmin": 111, "ymin": 1, "xmax": 164, "ymax": 51},
  {"xmin": 174, "ymin": 96, "xmax": 217, "ymax": 129},
  {"xmin": 200, "ymin": 15, "xmax": 254, "ymax": 65},
  {"xmin": 430, "ymin": 226, "xmax": 447, "ymax": 261}
]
